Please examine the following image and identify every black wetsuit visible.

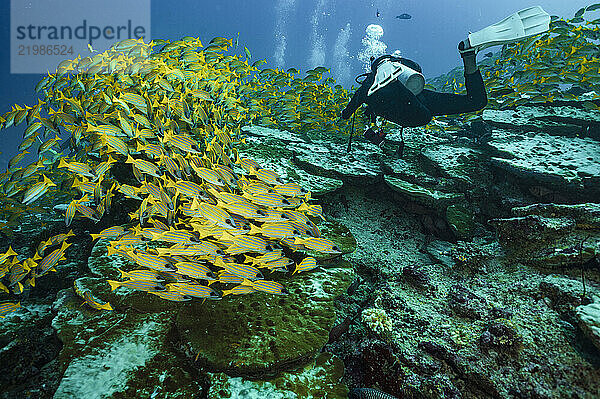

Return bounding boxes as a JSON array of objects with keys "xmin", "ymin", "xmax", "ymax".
[{"xmin": 341, "ymin": 56, "xmax": 488, "ymax": 127}]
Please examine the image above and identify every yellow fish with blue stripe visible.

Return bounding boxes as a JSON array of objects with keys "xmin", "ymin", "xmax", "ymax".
[
  {"xmin": 174, "ymin": 261, "xmax": 217, "ymax": 280},
  {"xmin": 35, "ymin": 241, "xmax": 70, "ymax": 277},
  {"xmin": 215, "ymin": 257, "xmax": 263, "ymax": 280},
  {"xmin": 0, "ymin": 302, "xmax": 21, "ymax": 318},
  {"xmin": 74, "ymin": 280, "xmax": 113, "ymax": 311},
  {"xmin": 107, "ymin": 279, "xmax": 166, "ymax": 292},
  {"xmin": 22, "ymin": 175, "xmax": 56, "ymax": 205},
  {"xmin": 125, "ymin": 155, "xmax": 162, "ymax": 177},
  {"xmin": 118, "ymin": 269, "xmax": 167, "ymax": 282},
  {"xmin": 243, "ymin": 192, "xmax": 291, "ymax": 208},
  {"xmin": 166, "ymin": 282, "xmax": 221, "ymax": 299},
  {"xmin": 58, "ymin": 158, "xmax": 95, "ymax": 178},
  {"xmin": 149, "ymin": 291, "xmax": 193, "ymax": 301},
  {"xmin": 249, "ymin": 222, "xmax": 300, "ymax": 239},
  {"xmin": 294, "ymin": 237, "xmax": 341, "ymax": 254},
  {"xmin": 221, "ymin": 231, "xmax": 275, "ymax": 254},
  {"xmin": 128, "ymin": 249, "xmax": 176, "ymax": 272},
  {"xmin": 90, "ymin": 226, "xmax": 125, "ymax": 241},
  {"xmin": 293, "ymin": 257, "xmax": 318, "ymax": 274},
  {"xmin": 222, "ymin": 284, "xmax": 256, "ymax": 296},
  {"xmin": 0, "ymin": 247, "xmax": 18, "ymax": 264},
  {"xmin": 0, "ymin": 36, "xmax": 347, "ymax": 310},
  {"xmin": 240, "ymin": 278, "xmax": 288, "ymax": 295},
  {"xmin": 253, "ymin": 168, "xmax": 284, "ymax": 185}
]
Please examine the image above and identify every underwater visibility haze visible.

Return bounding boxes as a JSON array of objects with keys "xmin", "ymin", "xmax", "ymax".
[{"xmin": 1, "ymin": 0, "xmax": 600, "ymax": 398}]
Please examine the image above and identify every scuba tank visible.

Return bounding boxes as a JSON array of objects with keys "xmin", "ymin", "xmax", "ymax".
[{"xmin": 366, "ymin": 55, "xmax": 425, "ymax": 96}]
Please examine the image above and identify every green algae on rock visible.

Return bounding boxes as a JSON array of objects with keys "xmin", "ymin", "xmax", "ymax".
[
  {"xmin": 488, "ymin": 131, "xmax": 600, "ymax": 194},
  {"xmin": 176, "ymin": 265, "xmax": 354, "ymax": 378},
  {"xmin": 576, "ymin": 296, "xmax": 600, "ymax": 352},
  {"xmin": 384, "ymin": 176, "xmax": 464, "ymax": 211},
  {"xmin": 289, "ymin": 140, "xmax": 382, "ymax": 182},
  {"xmin": 490, "ymin": 203, "xmax": 600, "ymax": 268},
  {"xmin": 445, "ymin": 204, "xmax": 477, "ymax": 240},
  {"xmin": 240, "ymin": 127, "xmax": 343, "ymax": 196},
  {"xmin": 206, "ymin": 352, "xmax": 347, "ymax": 398}
]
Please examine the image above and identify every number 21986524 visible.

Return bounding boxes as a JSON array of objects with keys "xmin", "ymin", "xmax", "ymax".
[{"xmin": 17, "ymin": 44, "xmax": 74, "ymax": 56}]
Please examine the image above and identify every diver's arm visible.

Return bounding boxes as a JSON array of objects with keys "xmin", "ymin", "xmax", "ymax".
[
  {"xmin": 341, "ymin": 76, "xmax": 372, "ymax": 119},
  {"xmin": 341, "ymin": 86, "xmax": 366, "ymax": 119}
]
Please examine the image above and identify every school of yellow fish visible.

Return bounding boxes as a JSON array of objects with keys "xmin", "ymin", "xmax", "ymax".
[
  {"xmin": 238, "ymin": 65, "xmax": 354, "ymax": 137},
  {"xmin": 0, "ymin": 36, "xmax": 345, "ymax": 317}
]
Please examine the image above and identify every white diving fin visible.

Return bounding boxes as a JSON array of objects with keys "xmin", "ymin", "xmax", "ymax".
[
  {"xmin": 368, "ymin": 60, "xmax": 425, "ymax": 97},
  {"xmin": 467, "ymin": 6, "xmax": 551, "ymax": 53}
]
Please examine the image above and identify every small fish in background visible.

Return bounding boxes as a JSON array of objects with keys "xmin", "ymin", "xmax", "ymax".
[
  {"xmin": 376, "ymin": 9, "xmax": 381, "ymax": 18},
  {"xmin": 396, "ymin": 13, "xmax": 412, "ymax": 20}
]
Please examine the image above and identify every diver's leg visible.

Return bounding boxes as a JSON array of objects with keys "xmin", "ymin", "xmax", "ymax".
[
  {"xmin": 417, "ymin": 42, "xmax": 488, "ymax": 116},
  {"xmin": 460, "ymin": 41, "xmax": 487, "ymax": 109},
  {"xmin": 462, "ymin": 50, "xmax": 478, "ymax": 75}
]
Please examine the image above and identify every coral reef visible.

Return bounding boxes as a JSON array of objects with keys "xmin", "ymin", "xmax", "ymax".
[
  {"xmin": 176, "ymin": 264, "xmax": 353, "ymax": 378},
  {"xmin": 490, "ymin": 203, "xmax": 600, "ymax": 268},
  {"xmin": 0, "ymin": 35, "xmax": 357, "ymax": 397},
  {"xmin": 206, "ymin": 352, "xmax": 348, "ymax": 398},
  {"xmin": 361, "ymin": 308, "xmax": 393, "ymax": 336},
  {"xmin": 3, "ymin": 5, "xmax": 600, "ymax": 396}
]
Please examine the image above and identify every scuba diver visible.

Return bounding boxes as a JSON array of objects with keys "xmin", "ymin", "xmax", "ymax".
[{"xmin": 341, "ymin": 6, "xmax": 551, "ymax": 148}]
